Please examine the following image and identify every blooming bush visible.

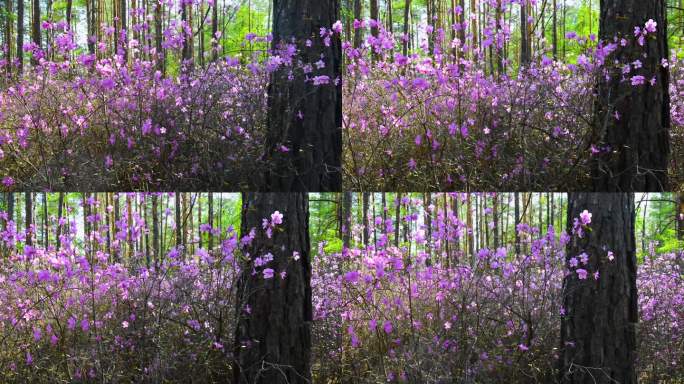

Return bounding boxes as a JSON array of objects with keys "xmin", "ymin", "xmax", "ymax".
[
  {"xmin": 0, "ymin": 194, "xmax": 290, "ymax": 382},
  {"xmin": 343, "ymin": 16, "xmax": 684, "ymax": 190},
  {"xmin": 0, "ymin": 16, "xmax": 341, "ymax": 190},
  {"xmin": 310, "ymin": 196, "xmax": 684, "ymax": 383}
]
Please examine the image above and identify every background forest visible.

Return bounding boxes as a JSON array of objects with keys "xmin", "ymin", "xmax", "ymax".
[
  {"xmin": 0, "ymin": 192, "xmax": 681, "ymax": 382},
  {"xmin": 342, "ymin": 0, "xmax": 684, "ymax": 191}
]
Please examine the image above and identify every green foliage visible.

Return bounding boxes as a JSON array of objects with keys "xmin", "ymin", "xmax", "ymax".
[
  {"xmin": 221, "ymin": 3, "xmax": 269, "ymax": 59},
  {"xmin": 309, "ymin": 193, "xmax": 342, "ymax": 256}
]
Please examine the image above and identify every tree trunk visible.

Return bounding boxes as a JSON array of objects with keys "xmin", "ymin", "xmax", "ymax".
[
  {"xmin": 552, "ymin": 0, "xmax": 557, "ymax": 59},
  {"xmin": 175, "ymin": 193, "xmax": 181, "ymax": 249},
  {"xmin": 677, "ymin": 193, "xmax": 684, "ymax": 241},
  {"xmin": 402, "ymin": 0, "xmax": 411, "ymax": 55},
  {"xmin": 42, "ymin": 192, "xmax": 48, "ymax": 248},
  {"xmin": 155, "ymin": 0, "xmax": 164, "ymax": 73},
  {"xmin": 362, "ymin": 192, "xmax": 369, "ymax": 246},
  {"xmin": 16, "ymin": 0, "xmax": 23, "ymax": 72},
  {"xmin": 212, "ymin": 2, "xmax": 218, "ymax": 61},
  {"xmin": 30, "ymin": 0, "xmax": 39, "ymax": 65},
  {"xmin": 342, "ymin": 192, "xmax": 352, "ymax": 248},
  {"xmin": 207, "ymin": 193, "xmax": 214, "ymax": 250},
  {"xmin": 24, "ymin": 192, "xmax": 32, "ymax": 246},
  {"xmin": 520, "ymin": 0, "xmax": 530, "ymax": 65},
  {"xmin": 352, "ymin": 0, "xmax": 362, "ymax": 48},
  {"xmin": 591, "ymin": 0, "xmax": 670, "ymax": 191},
  {"xmin": 55, "ymin": 192, "xmax": 63, "ymax": 250},
  {"xmin": 119, "ymin": 0, "xmax": 127, "ymax": 61},
  {"xmin": 234, "ymin": 193, "xmax": 312, "ymax": 384},
  {"xmin": 265, "ymin": 0, "xmax": 341, "ymax": 191},
  {"xmin": 395, "ymin": 193, "xmax": 401, "ymax": 247},
  {"xmin": 369, "ymin": 0, "xmax": 378, "ymax": 38},
  {"xmin": 514, "ymin": 192, "xmax": 520, "ymax": 254},
  {"xmin": 559, "ymin": 193, "xmax": 637, "ymax": 384},
  {"xmin": 3, "ymin": 0, "xmax": 12, "ymax": 76}
]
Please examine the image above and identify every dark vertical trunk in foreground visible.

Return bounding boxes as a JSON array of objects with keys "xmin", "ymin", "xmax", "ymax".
[
  {"xmin": 591, "ymin": 0, "xmax": 670, "ymax": 191},
  {"xmin": 559, "ymin": 193, "xmax": 637, "ymax": 383},
  {"xmin": 234, "ymin": 193, "xmax": 312, "ymax": 383},
  {"xmin": 265, "ymin": 0, "xmax": 341, "ymax": 191}
]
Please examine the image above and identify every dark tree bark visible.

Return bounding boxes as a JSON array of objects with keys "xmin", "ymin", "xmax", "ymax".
[
  {"xmin": 86, "ymin": 0, "xmax": 95, "ymax": 54},
  {"xmin": 559, "ymin": 193, "xmax": 637, "ymax": 384},
  {"xmin": 16, "ymin": 0, "xmax": 23, "ymax": 72},
  {"xmin": 211, "ymin": 1, "xmax": 218, "ymax": 61},
  {"xmin": 677, "ymin": 192, "xmax": 684, "ymax": 241},
  {"xmin": 402, "ymin": 0, "xmax": 412, "ymax": 56},
  {"xmin": 342, "ymin": 191, "xmax": 352, "ymax": 248},
  {"xmin": 42, "ymin": 192, "xmax": 48, "ymax": 248},
  {"xmin": 207, "ymin": 192, "xmax": 214, "ymax": 250},
  {"xmin": 234, "ymin": 193, "xmax": 312, "ymax": 384},
  {"xmin": 30, "ymin": 0, "xmax": 39, "ymax": 65},
  {"xmin": 552, "ymin": 0, "xmax": 557, "ymax": 59},
  {"xmin": 119, "ymin": 0, "xmax": 127, "ymax": 61},
  {"xmin": 591, "ymin": 0, "xmax": 670, "ymax": 191},
  {"xmin": 369, "ymin": 0, "xmax": 379, "ymax": 38},
  {"xmin": 3, "ymin": 0, "xmax": 12, "ymax": 76},
  {"xmin": 181, "ymin": 1, "xmax": 191, "ymax": 62},
  {"xmin": 265, "ymin": 0, "xmax": 341, "ymax": 191},
  {"xmin": 152, "ymin": 194, "xmax": 159, "ymax": 264},
  {"xmin": 352, "ymin": 0, "xmax": 362, "ymax": 48},
  {"xmin": 65, "ymin": 0, "xmax": 72, "ymax": 29},
  {"xmin": 175, "ymin": 193, "xmax": 181, "ymax": 249},
  {"xmin": 155, "ymin": 0, "xmax": 164, "ymax": 73},
  {"xmin": 362, "ymin": 192, "xmax": 369, "ymax": 246},
  {"xmin": 520, "ymin": 0, "xmax": 530, "ymax": 65},
  {"xmin": 514, "ymin": 192, "xmax": 520, "ymax": 254},
  {"xmin": 55, "ymin": 192, "xmax": 63, "ymax": 250},
  {"xmin": 24, "ymin": 192, "xmax": 32, "ymax": 246},
  {"xmin": 394, "ymin": 193, "xmax": 401, "ymax": 247}
]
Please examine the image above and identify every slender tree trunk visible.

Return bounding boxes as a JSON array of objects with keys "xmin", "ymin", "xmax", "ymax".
[
  {"xmin": 492, "ymin": 193, "xmax": 499, "ymax": 248},
  {"xmin": 514, "ymin": 192, "xmax": 520, "ymax": 254},
  {"xmin": 552, "ymin": 0, "xmax": 557, "ymax": 59},
  {"xmin": 30, "ymin": 0, "xmax": 39, "ymax": 66},
  {"xmin": 362, "ymin": 192, "xmax": 369, "ymax": 246},
  {"xmin": 265, "ymin": 0, "xmax": 341, "ymax": 191},
  {"xmin": 425, "ymin": 193, "xmax": 432, "ymax": 264},
  {"xmin": 119, "ymin": 0, "xmax": 127, "ymax": 61},
  {"xmin": 55, "ymin": 192, "xmax": 63, "ymax": 250},
  {"xmin": 369, "ymin": 0, "xmax": 378, "ymax": 38},
  {"xmin": 591, "ymin": 0, "xmax": 670, "ymax": 191},
  {"xmin": 342, "ymin": 192, "xmax": 352, "ymax": 248},
  {"xmin": 24, "ymin": 192, "xmax": 32, "ymax": 246},
  {"xmin": 212, "ymin": 1, "xmax": 218, "ymax": 61},
  {"xmin": 559, "ymin": 193, "xmax": 637, "ymax": 384},
  {"xmin": 234, "ymin": 193, "xmax": 312, "ymax": 384},
  {"xmin": 402, "ymin": 0, "xmax": 411, "ymax": 55},
  {"xmin": 151, "ymin": 194, "xmax": 159, "ymax": 265},
  {"xmin": 4, "ymin": 0, "xmax": 12, "ymax": 76},
  {"xmin": 16, "ymin": 0, "xmax": 23, "ymax": 72},
  {"xmin": 175, "ymin": 193, "xmax": 181, "ymax": 249},
  {"xmin": 42, "ymin": 192, "xmax": 48, "ymax": 248},
  {"xmin": 520, "ymin": 0, "xmax": 530, "ymax": 65},
  {"xmin": 395, "ymin": 193, "xmax": 401, "ymax": 247},
  {"xmin": 155, "ymin": 0, "xmax": 164, "ymax": 73},
  {"xmin": 678, "ymin": 193, "xmax": 684, "ymax": 241},
  {"xmin": 207, "ymin": 193, "xmax": 214, "ymax": 250},
  {"xmin": 352, "ymin": 0, "xmax": 362, "ymax": 48}
]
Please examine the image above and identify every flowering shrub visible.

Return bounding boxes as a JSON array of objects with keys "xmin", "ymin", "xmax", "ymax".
[
  {"xmin": 0, "ymin": 195, "xmax": 289, "ymax": 382},
  {"xmin": 310, "ymin": 196, "xmax": 684, "ymax": 383},
  {"xmin": 343, "ymin": 16, "xmax": 684, "ymax": 190},
  {"xmin": 0, "ymin": 15, "xmax": 341, "ymax": 190}
]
